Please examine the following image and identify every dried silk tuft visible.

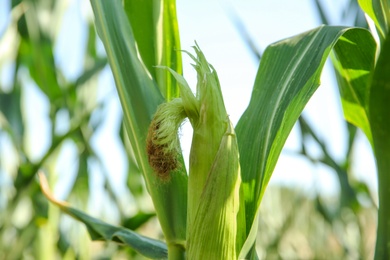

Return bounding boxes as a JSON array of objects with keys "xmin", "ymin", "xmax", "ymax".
[{"xmin": 146, "ymin": 99, "xmax": 187, "ymax": 180}]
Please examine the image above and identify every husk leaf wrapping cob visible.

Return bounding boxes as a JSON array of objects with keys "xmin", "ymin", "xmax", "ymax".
[{"xmin": 147, "ymin": 45, "xmax": 241, "ymax": 259}]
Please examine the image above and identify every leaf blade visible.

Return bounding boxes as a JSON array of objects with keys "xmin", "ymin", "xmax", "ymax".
[
  {"xmin": 90, "ymin": 0, "xmax": 187, "ymax": 245},
  {"xmin": 38, "ymin": 173, "xmax": 168, "ymax": 259},
  {"xmin": 358, "ymin": 0, "xmax": 389, "ymax": 40},
  {"xmin": 331, "ymin": 29, "xmax": 376, "ymax": 144},
  {"xmin": 235, "ymin": 25, "xmax": 376, "ymax": 256},
  {"xmin": 124, "ymin": 0, "xmax": 182, "ymax": 100}
]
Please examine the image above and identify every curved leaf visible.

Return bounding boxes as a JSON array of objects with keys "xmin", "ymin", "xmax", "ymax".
[
  {"xmin": 358, "ymin": 0, "xmax": 389, "ymax": 40},
  {"xmin": 124, "ymin": 0, "xmax": 182, "ymax": 100},
  {"xmin": 331, "ymin": 29, "xmax": 376, "ymax": 144},
  {"xmin": 38, "ymin": 173, "xmax": 168, "ymax": 259},
  {"xmin": 90, "ymin": 0, "xmax": 187, "ymax": 248},
  {"xmin": 235, "ymin": 25, "xmax": 376, "ymax": 256}
]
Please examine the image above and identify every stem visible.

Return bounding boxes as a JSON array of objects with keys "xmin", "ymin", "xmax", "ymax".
[
  {"xmin": 375, "ymin": 161, "xmax": 390, "ymax": 259},
  {"xmin": 370, "ymin": 30, "xmax": 390, "ymax": 259},
  {"xmin": 168, "ymin": 243, "xmax": 186, "ymax": 260}
]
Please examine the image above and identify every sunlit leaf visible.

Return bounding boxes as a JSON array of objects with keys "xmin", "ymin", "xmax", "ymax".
[
  {"xmin": 358, "ymin": 0, "xmax": 389, "ymax": 40},
  {"xmin": 124, "ymin": 0, "xmax": 182, "ymax": 100},
  {"xmin": 331, "ymin": 28, "xmax": 376, "ymax": 144},
  {"xmin": 235, "ymin": 25, "xmax": 376, "ymax": 256},
  {"xmin": 123, "ymin": 0, "xmax": 155, "ymax": 79}
]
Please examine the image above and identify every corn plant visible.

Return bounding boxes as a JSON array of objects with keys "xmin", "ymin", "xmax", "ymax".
[{"xmin": 39, "ymin": 0, "xmax": 389, "ymax": 259}]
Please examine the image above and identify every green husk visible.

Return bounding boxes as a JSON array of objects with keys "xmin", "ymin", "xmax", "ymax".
[
  {"xmin": 187, "ymin": 121, "xmax": 241, "ymax": 259},
  {"xmin": 147, "ymin": 45, "xmax": 241, "ymax": 259}
]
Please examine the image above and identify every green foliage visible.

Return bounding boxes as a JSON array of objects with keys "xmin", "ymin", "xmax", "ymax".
[
  {"xmin": 39, "ymin": 173, "xmax": 168, "ymax": 259},
  {"xmin": 2, "ymin": 0, "xmax": 389, "ymax": 259},
  {"xmin": 358, "ymin": 0, "xmax": 389, "ymax": 40},
  {"xmin": 236, "ymin": 26, "xmax": 376, "ymax": 257},
  {"xmin": 90, "ymin": 1, "xmax": 188, "ymax": 254},
  {"xmin": 124, "ymin": 0, "xmax": 182, "ymax": 100},
  {"xmin": 331, "ymin": 29, "xmax": 376, "ymax": 144},
  {"xmin": 0, "ymin": 0, "xmax": 140, "ymax": 258}
]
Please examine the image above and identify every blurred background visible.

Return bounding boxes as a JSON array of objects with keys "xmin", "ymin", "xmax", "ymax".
[{"xmin": 0, "ymin": 0, "xmax": 377, "ymax": 259}]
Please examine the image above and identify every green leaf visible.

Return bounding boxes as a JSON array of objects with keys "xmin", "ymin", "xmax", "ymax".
[
  {"xmin": 74, "ymin": 58, "xmax": 107, "ymax": 87},
  {"xmin": 86, "ymin": 23, "xmax": 98, "ymax": 58},
  {"xmin": 90, "ymin": 0, "xmax": 187, "ymax": 249},
  {"xmin": 38, "ymin": 173, "xmax": 168, "ymax": 259},
  {"xmin": 331, "ymin": 28, "xmax": 376, "ymax": 145},
  {"xmin": 123, "ymin": 0, "xmax": 155, "ymax": 79},
  {"xmin": 358, "ymin": 0, "xmax": 389, "ymax": 40},
  {"xmin": 187, "ymin": 122, "xmax": 240, "ymax": 260},
  {"xmin": 19, "ymin": 37, "xmax": 62, "ymax": 100},
  {"xmin": 18, "ymin": 5, "xmax": 62, "ymax": 100},
  {"xmin": 70, "ymin": 148, "xmax": 90, "ymax": 201},
  {"xmin": 235, "ymin": 25, "xmax": 376, "ymax": 256},
  {"xmin": 124, "ymin": 0, "xmax": 182, "ymax": 100},
  {"xmin": 0, "ymin": 86, "xmax": 24, "ymax": 147},
  {"xmin": 156, "ymin": 0, "xmax": 182, "ymax": 100},
  {"xmin": 122, "ymin": 211, "xmax": 156, "ymax": 231},
  {"xmin": 369, "ymin": 29, "xmax": 390, "ymax": 259}
]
